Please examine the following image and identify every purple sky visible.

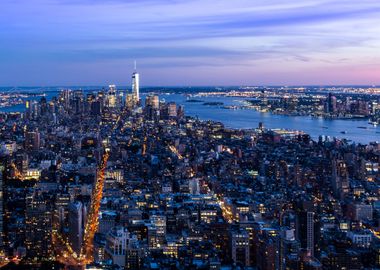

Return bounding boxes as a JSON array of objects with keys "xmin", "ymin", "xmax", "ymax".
[{"xmin": 1, "ymin": 0, "xmax": 380, "ymax": 86}]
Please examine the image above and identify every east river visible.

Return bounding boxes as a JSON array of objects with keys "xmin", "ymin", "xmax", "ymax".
[{"xmin": 1, "ymin": 90, "xmax": 379, "ymax": 144}]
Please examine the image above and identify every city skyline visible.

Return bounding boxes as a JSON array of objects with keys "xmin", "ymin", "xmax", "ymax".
[
  {"xmin": 1, "ymin": 82, "xmax": 379, "ymax": 269},
  {"xmin": 1, "ymin": 0, "xmax": 380, "ymax": 86},
  {"xmin": 1, "ymin": 1, "xmax": 380, "ymax": 267}
]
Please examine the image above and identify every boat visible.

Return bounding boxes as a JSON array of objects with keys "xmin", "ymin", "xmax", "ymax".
[
  {"xmin": 369, "ymin": 120, "xmax": 378, "ymax": 127},
  {"xmin": 222, "ymin": 105, "xmax": 239, "ymax": 110},
  {"xmin": 340, "ymin": 131, "xmax": 347, "ymax": 134}
]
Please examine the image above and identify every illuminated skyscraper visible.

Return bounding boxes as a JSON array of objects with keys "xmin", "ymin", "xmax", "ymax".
[
  {"xmin": 107, "ymin": 84, "xmax": 118, "ymax": 108},
  {"xmin": 25, "ymin": 191, "xmax": 53, "ymax": 259},
  {"xmin": 132, "ymin": 62, "xmax": 140, "ymax": 104},
  {"xmin": 145, "ymin": 94, "xmax": 159, "ymax": 110},
  {"xmin": 332, "ymin": 159, "xmax": 349, "ymax": 198},
  {"xmin": 168, "ymin": 102, "xmax": 177, "ymax": 118},
  {"xmin": 231, "ymin": 229, "xmax": 250, "ymax": 266},
  {"xmin": 125, "ymin": 94, "xmax": 134, "ymax": 110}
]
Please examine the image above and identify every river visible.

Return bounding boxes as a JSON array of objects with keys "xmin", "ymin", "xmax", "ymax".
[{"xmin": 1, "ymin": 89, "xmax": 379, "ymax": 144}]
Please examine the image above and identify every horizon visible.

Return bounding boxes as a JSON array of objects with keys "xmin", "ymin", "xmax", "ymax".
[
  {"xmin": 1, "ymin": 0, "xmax": 380, "ymax": 86},
  {"xmin": 0, "ymin": 84, "xmax": 379, "ymax": 89},
  {"xmin": 1, "ymin": 84, "xmax": 380, "ymax": 92}
]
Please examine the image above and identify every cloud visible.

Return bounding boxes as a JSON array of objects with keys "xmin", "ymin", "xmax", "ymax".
[{"xmin": 0, "ymin": 0, "xmax": 380, "ymax": 85}]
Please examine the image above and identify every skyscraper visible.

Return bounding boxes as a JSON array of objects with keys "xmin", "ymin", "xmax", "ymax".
[
  {"xmin": 107, "ymin": 85, "xmax": 118, "ymax": 108},
  {"xmin": 306, "ymin": 212, "xmax": 315, "ymax": 257},
  {"xmin": 325, "ymin": 93, "xmax": 337, "ymax": 114},
  {"xmin": 68, "ymin": 202, "xmax": 84, "ymax": 254},
  {"xmin": 132, "ymin": 62, "xmax": 140, "ymax": 104},
  {"xmin": 25, "ymin": 129, "xmax": 41, "ymax": 151},
  {"xmin": 332, "ymin": 159, "xmax": 349, "ymax": 198},
  {"xmin": 230, "ymin": 229, "xmax": 250, "ymax": 267},
  {"xmin": 25, "ymin": 191, "xmax": 53, "ymax": 259},
  {"xmin": 105, "ymin": 226, "xmax": 129, "ymax": 267}
]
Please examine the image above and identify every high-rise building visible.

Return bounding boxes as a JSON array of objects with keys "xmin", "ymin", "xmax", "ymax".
[
  {"xmin": 279, "ymin": 228, "xmax": 300, "ymax": 270},
  {"xmin": 126, "ymin": 245, "xmax": 143, "ymax": 270},
  {"xmin": 347, "ymin": 203, "xmax": 373, "ymax": 221},
  {"xmin": 256, "ymin": 229, "xmax": 279, "ymax": 270},
  {"xmin": 296, "ymin": 202, "xmax": 321, "ymax": 259},
  {"xmin": 25, "ymin": 129, "xmax": 41, "ymax": 151},
  {"xmin": 68, "ymin": 201, "xmax": 84, "ymax": 254},
  {"xmin": 105, "ymin": 226, "xmax": 135, "ymax": 267},
  {"xmin": 15, "ymin": 153, "xmax": 29, "ymax": 176},
  {"xmin": 98, "ymin": 211, "xmax": 117, "ymax": 235},
  {"xmin": 107, "ymin": 85, "xmax": 118, "ymax": 108},
  {"xmin": 3, "ymin": 141, "xmax": 16, "ymax": 156},
  {"xmin": 25, "ymin": 191, "xmax": 53, "ymax": 259},
  {"xmin": 230, "ymin": 229, "xmax": 250, "ymax": 267},
  {"xmin": 91, "ymin": 101, "xmax": 102, "ymax": 116},
  {"xmin": 93, "ymin": 233, "xmax": 106, "ymax": 263},
  {"xmin": 168, "ymin": 102, "xmax": 177, "ymax": 118},
  {"xmin": 147, "ymin": 224, "xmax": 159, "ymax": 249},
  {"xmin": 73, "ymin": 90, "xmax": 84, "ymax": 114},
  {"xmin": 54, "ymin": 193, "xmax": 70, "ymax": 232},
  {"xmin": 125, "ymin": 94, "xmax": 134, "ymax": 110},
  {"xmin": 144, "ymin": 94, "xmax": 160, "ymax": 120},
  {"xmin": 26, "ymin": 100, "xmax": 40, "ymax": 120},
  {"xmin": 322, "ymin": 248, "xmax": 362, "ymax": 269},
  {"xmin": 332, "ymin": 159, "xmax": 349, "ymax": 198},
  {"xmin": 151, "ymin": 214, "xmax": 166, "ymax": 246},
  {"xmin": 145, "ymin": 94, "xmax": 159, "ymax": 110},
  {"xmin": 132, "ymin": 63, "xmax": 140, "ymax": 104},
  {"xmin": 61, "ymin": 89, "xmax": 72, "ymax": 110},
  {"xmin": 306, "ymin": 212, "xmax": 315, "ymax": 257},
  {"xmin": 188, "ymin": 178, "xmax": 200, "ymax": 195},
  {"xmin": 325, "ymin": 93, "xmax": 337, "ymax": 114}
]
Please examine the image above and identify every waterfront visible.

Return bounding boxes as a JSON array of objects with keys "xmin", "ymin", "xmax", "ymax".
[
  {"xmin": 159, "ymin": 94, "xmax": 380, "ymax": 144},
  {"xmin": 1, "ymin": 89, "xmax": 379, "ymax": 144}
]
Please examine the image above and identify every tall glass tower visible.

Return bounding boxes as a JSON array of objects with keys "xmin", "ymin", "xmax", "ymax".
[{"xmin": 132, "ymin": 61, "xmax": 140, "ymax": 103}]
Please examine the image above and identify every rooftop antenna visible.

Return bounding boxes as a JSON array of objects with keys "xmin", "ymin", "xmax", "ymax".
[{"xmin": 134, "ymin": 60, "xmax": 137, "ymax": 71}]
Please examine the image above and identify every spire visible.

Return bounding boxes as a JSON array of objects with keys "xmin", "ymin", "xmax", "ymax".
[{"xmin": 134, "ymin": 60, "xmax": 137, "ymax": 71}]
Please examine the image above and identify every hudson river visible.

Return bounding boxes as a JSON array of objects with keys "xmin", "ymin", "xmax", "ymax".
[{"xmin": 160, "ymin": 94, "xmax": 379, "ymax": 145}]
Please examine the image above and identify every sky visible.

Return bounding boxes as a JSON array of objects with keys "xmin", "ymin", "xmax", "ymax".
[{"xmin": 0, "ymin": 0, "xmax": 380, "ymax": 86}]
